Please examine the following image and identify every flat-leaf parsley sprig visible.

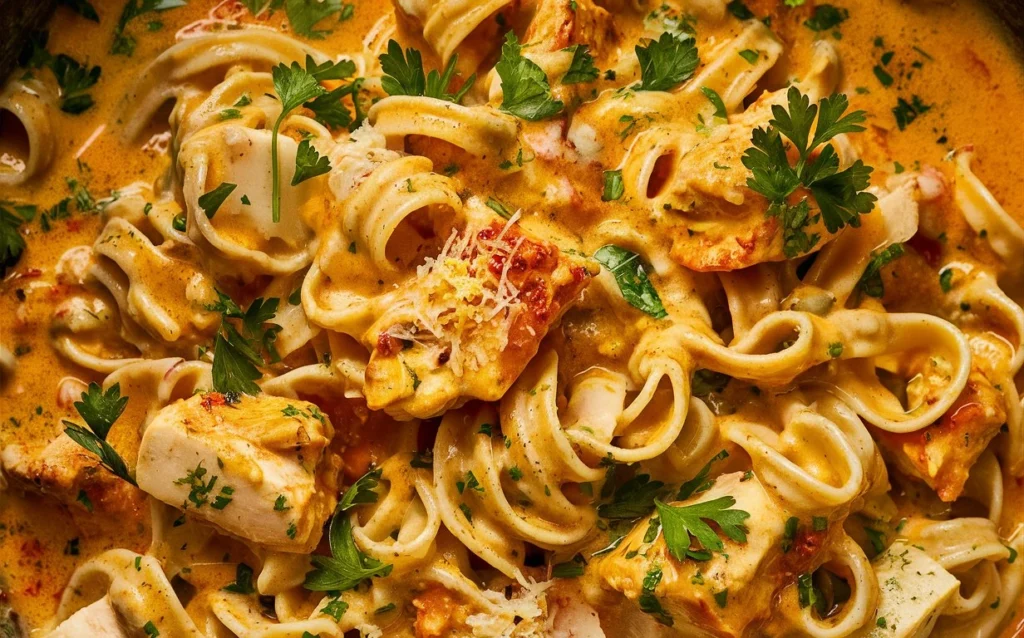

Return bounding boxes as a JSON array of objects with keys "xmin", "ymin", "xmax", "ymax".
[
  {"xmin": 269, "ymin": 56, "xmax": 357, "ymax": 223},
  {"xmin": 62, "ymin": 382, "xmax": 137, "ymax": 486},
  {"xmin": 495, "ymin": 32, "xmax": 564, "ymax": 121},
  {"xmin": 741, "ymin": 87, "xmax": 877, "ymax": 258},
  {"xmin": 304, "ymin": 510, "xmax": 393, "ymax": 591}
]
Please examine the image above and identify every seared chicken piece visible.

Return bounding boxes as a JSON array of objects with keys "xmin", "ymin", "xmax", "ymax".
[
  {"xmin": 363, "ymin": 214, "xmax": 592, "ymax": 419},
  {"xmin": 851, "ymin": 542, "xmax": 959, "ymax": 638},
  {"xmin": 523, "ymin": 0, "xmax": 618, "ymax": 54},
  {"xmin": 1, "ymin": 434, "xmax": 145, "ymax": 518},
  {"xmin": 874, "ymin": 370, "xmax": 1006, "ymax": 502},
  {"xmin": 136, "ymin": 392, "xmax": 339, "ymax": 552},
  {"xmin": 595, "ymin": 473, "xmax": 833, "ymax": 636}
]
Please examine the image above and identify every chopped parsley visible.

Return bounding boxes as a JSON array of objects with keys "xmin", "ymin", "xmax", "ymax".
[
  {"xmin": 197, "ymin": 182, "xmax": 236, "ymax": 219},
  {"xmin": 223, "ymin": 563, "xmax": 255, "ymax": 594},
  {"xmin": 51, "ymin": 54, "xmax": 102, "ymax": 114},
  {"xmin": 803, "ymin": 4, "xmax": 848, "ymax": 32},
  {"xmin": 274, "ymin": 494, "xmax": 291, "ymax": 511},
  {"xmin": 112, "ymin": 0, "xmax": 187, "ymax": 56},
  {"xmin": 938, "ymin": 268, "xmax": 954, "ymax": 293},
  {"xmin": 292, "ymin": 139, "xmax": 332, "ymax": 185},
  {"xmin": 827, "ymin": 342, "xmax": 843, "ymax": 358},
  {"xmin": 892, "ymin": 95, "xmax": 932, "ymax": 131},
  {"xmin": 321, "ymin": 597, "xmax": 348, "ymax": 621},
  {"xmin": 638, "ymin": 564, "xmax": 673, "ymax": 626},
  {"xmin": 857, "ymin": 243, "xmax": 904, "ymax": 298},
  {"xmin": 337, "ymin": 468, "xmax": 383, "ymax": 512},
  {"xmin": 701, "ymin": 86, "xmax": 727, "ymax": 119},
  {"xmin": 0, "ymin": 205, "xmax": 29, "ymax": 275},
  {"xmin": 602, "ymin": 170, "xmax": 625, "ymax": 201},
  {"xmin": 551, "ymin": 554, "xmax": 586, "ymax": 578},
  {"xmin": 561, "ymin": 44, "xmax": 599, "ymax": 84},
  {"xmin": 593, "ymin": 245, "xmax": 668, "ymax": 319},
  {"xmin": 207, "ymin": 291, "xmax": 283, "ymax": 395},
  {"xmin": 738, "ymin": 49, "xmax": 759, "ymax": 64}
]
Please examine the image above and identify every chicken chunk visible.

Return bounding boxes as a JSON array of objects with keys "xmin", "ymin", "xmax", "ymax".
[
  {"xmin": 874, "ymin": 370, "xmax": 1006, "ymax": 502},
  {"xmin": 594, "ymin": 473, "xmax": 833, "ymax": 636},
  {"xmin": 1, "ymin": 434, "xmax": 145, "ymax": 519},
  {"xmin": 136, "ymin": 392, "xmax": 338, "ymax": 553},
  {"xmin": 362, "ymin": 214, "xmax": 592, "ymax": 419},
  {"xmin": 851, "ymin": 542, "xmax": 959, "ymax": 638},
  {"xmin": 523, "ymin": 0, "xmax": 618, "ymax": 54},
  {"xmin": 48, "ymin": 597, "xmax": 128, "ymax": 638}
]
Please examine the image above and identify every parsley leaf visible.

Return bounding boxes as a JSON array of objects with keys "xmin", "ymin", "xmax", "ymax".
[
  {"xmin": 892, "ymin": 95, "xmax": 932, "ymax": 131},
  {"xmin": 208, "ymin": 293, "xmax": 281, "ymax": 395},
  {"xmin": 321, "ymin": 598, "xmax": 348, "ymax": 621},
  {"xmin": 292, "ymin": 139, "xmax": 332, "ymax": 185},
  {"xmin": 598, "ymin": 473, "xmax": 665, "ymax": 520},
  {"xmin": 701, "ymin": 86, "xmax": 727, "ymax": 119},
  {"xmin": 726, "ymin": 0, "xmax": 754, "ymax": 20},
  {"xmin": 198, "ymin": 182, "xmax": 236, "ymax": 219},
  {"xmin": 639, "ymin": 564, "xmax": 673, "ymax": 626},
  {"xmin": 337, "ymin": 468, "xmax": 382, "ymax": 512},
  {"xmin": 561, "ymin": 44, "xmax": 599, "ymax": 84},
  {"xmin": 284, "ymin": 0, "xmax": 345, "ymax": 39},
  {"xmin": 112, "ymin": 0, "xmax": 187, "ymax": 56},
  {"xmin": 0, "ymin": 205, "xmax": 28, "ymax": 275},
  {"xmin": 60, "ymin": 0, "xmax": 100, "ymax": 22},
  {"xmin": 62, "ymin": 383, "xmax": 136, "ymax": 486},
  {"xmin": 495, "ymin": 31, "xmax": 564, "ymax": 121},
  {"xmin": 270, "ymin": 61, "xmax": 327, "ymax": 222},
  {"xmin": 552, "ymin": 554, "xmax": 586, "ymax": 578},
  {"xmin": 19, "ymin": 31, "xmax": 53, "ymax": 69},
  {"xmin": 602, "ymin": 170, "xmax": 624, "ymax": 201},
  {"xmin": 857, "ymin": 243, "xmax": 904, "ymax": 298},
  {"xmin": 73, "ymin": 382, "xmax": 129, "ymax": 439},
  {"xmin": 803, "ymin": 4, "xmax": 848, "ymax": 32},
  {"xmin": 51, "ymin": 54, "xmax": 102, "ymax": 114},
  {"xmin": 304, "ymin": 512, "xmax": 392, "ymax": 591},
  {"xmin": 676, "ymin": 450, "xmax": 729, "ymax": 500},
  {"xmin": 305, "ymin": 85, "xmax": 354, "ymax": 130},
  {"xmin": 223, "ymin": 563, "xmax": 255, "ymax": 594},
  {"xmin": 655, "ymin": 496, "xmax": 750, "ymax": 559},
  {"xmin": 593, "ymin": 245, "xmax": 668, "ymax": 319},
  {"xmin": 636, "ymin": 31, "xmax": 699, "ymax": 92},
  {"xmin": 377, "ymin": 40, "xmax": 476, "ymax": 103}
]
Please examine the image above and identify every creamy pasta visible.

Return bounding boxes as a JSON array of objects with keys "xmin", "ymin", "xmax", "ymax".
[{"xmin": 0, "ymin": 0, "xmax": 1022, "ymax": 636}]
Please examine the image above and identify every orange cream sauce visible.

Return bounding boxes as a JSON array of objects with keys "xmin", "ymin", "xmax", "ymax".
[{"xmin": 0, "ymin": 0, "xmax": 1021, "ymax": 631}]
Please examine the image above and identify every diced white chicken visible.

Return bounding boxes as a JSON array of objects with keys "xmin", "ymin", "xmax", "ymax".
[
  {"xmin": 852, "ymin": 542, "xmax": 960, "ymax": 638},
  {"xmin": 136, "ymin": 392, "xmax": 339, "ymax": 553},
  {"xmin": 595, "ymin": 473, "xmax": 833, "ymax": 636},
  {"xmin": 1, "ymin": 434, "xmax": 146, "ymax": 518},
  {"xmin": 48, "ymin": 597, "xmax": 128, "ymax": 638}
]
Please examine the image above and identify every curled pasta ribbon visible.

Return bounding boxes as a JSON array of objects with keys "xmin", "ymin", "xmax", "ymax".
[
  {"xmin": 91, "ymin": 216, "xmax": 221, "ymax": 346},
  {"xmin": 933, "ymin": 528, "xmax": 1024, "ymax": 638},
  {"xmin": 434, "ymin": 380, "xmax": 599, "ymax": 580},
  {"xmin": 395, "ymin": 0, "xmax": 513, "ymax": 68},
  {"xmin": 179, "ymin": 114, "xmax": 321, "ymax": 276},
  {"xmin": 305, "ymin": 132, "xmax": 462, "ymax": 335},
  {"xmin": 959, "ymin": 450, "xmax": 1004, "ymax": 523},
  {"xmin": 796, "ymin": 178, "xmax": 920, "ymax": 309},
  {"xmin": 0, "ymin": 77, "xmax": 54, "ymax": 186},
  {"xmin": 566, "ymin": 329, "xmax": 694, "ymax": 465},
  {"xmin": 368, "ymin": 97, "xmax": 520, "ymax": 163},
  {"xmin": 211, "ymin": 591, "xmax": 341, "ymax": 638},
  {"xmin": 49, "ymin": 549, "xmax": 203, "ymax": 637},
  {"xmin": 104, "ymin": 357, "xmax": 213, "ymax": 430},
  {"xmin": 902, "ymin": 517, "xmax": 1013, "ymax": 621},
  {"xmin": 781, "ymin": 533, "xmax": 879, "ymax": 638},
  {"xmin": 806, "ymin": 311, "xmax": 971, "ymax": 433},
  {"xmin": 722, "ymin": 392, "xmax": 870, "ymax": 511},
  {"xmin": 352, "ymin": 450, "xmax": 442, "ymax": 573},
  {"xmin": 120, "ymin": 29, "xmax": 325, "ymax": 141},
  {"xmin": 954, "ymin": 148, "xmax": 1024, "ymax": 292},
  {"xmin": 50, "ymin": 287, "xmax": 146, "ymax": 374}
]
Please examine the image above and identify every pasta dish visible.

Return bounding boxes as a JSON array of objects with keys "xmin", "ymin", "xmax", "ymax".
[{"xmin": 0, "ymin": 0, "xmax": 1022, "ymax": 635}]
